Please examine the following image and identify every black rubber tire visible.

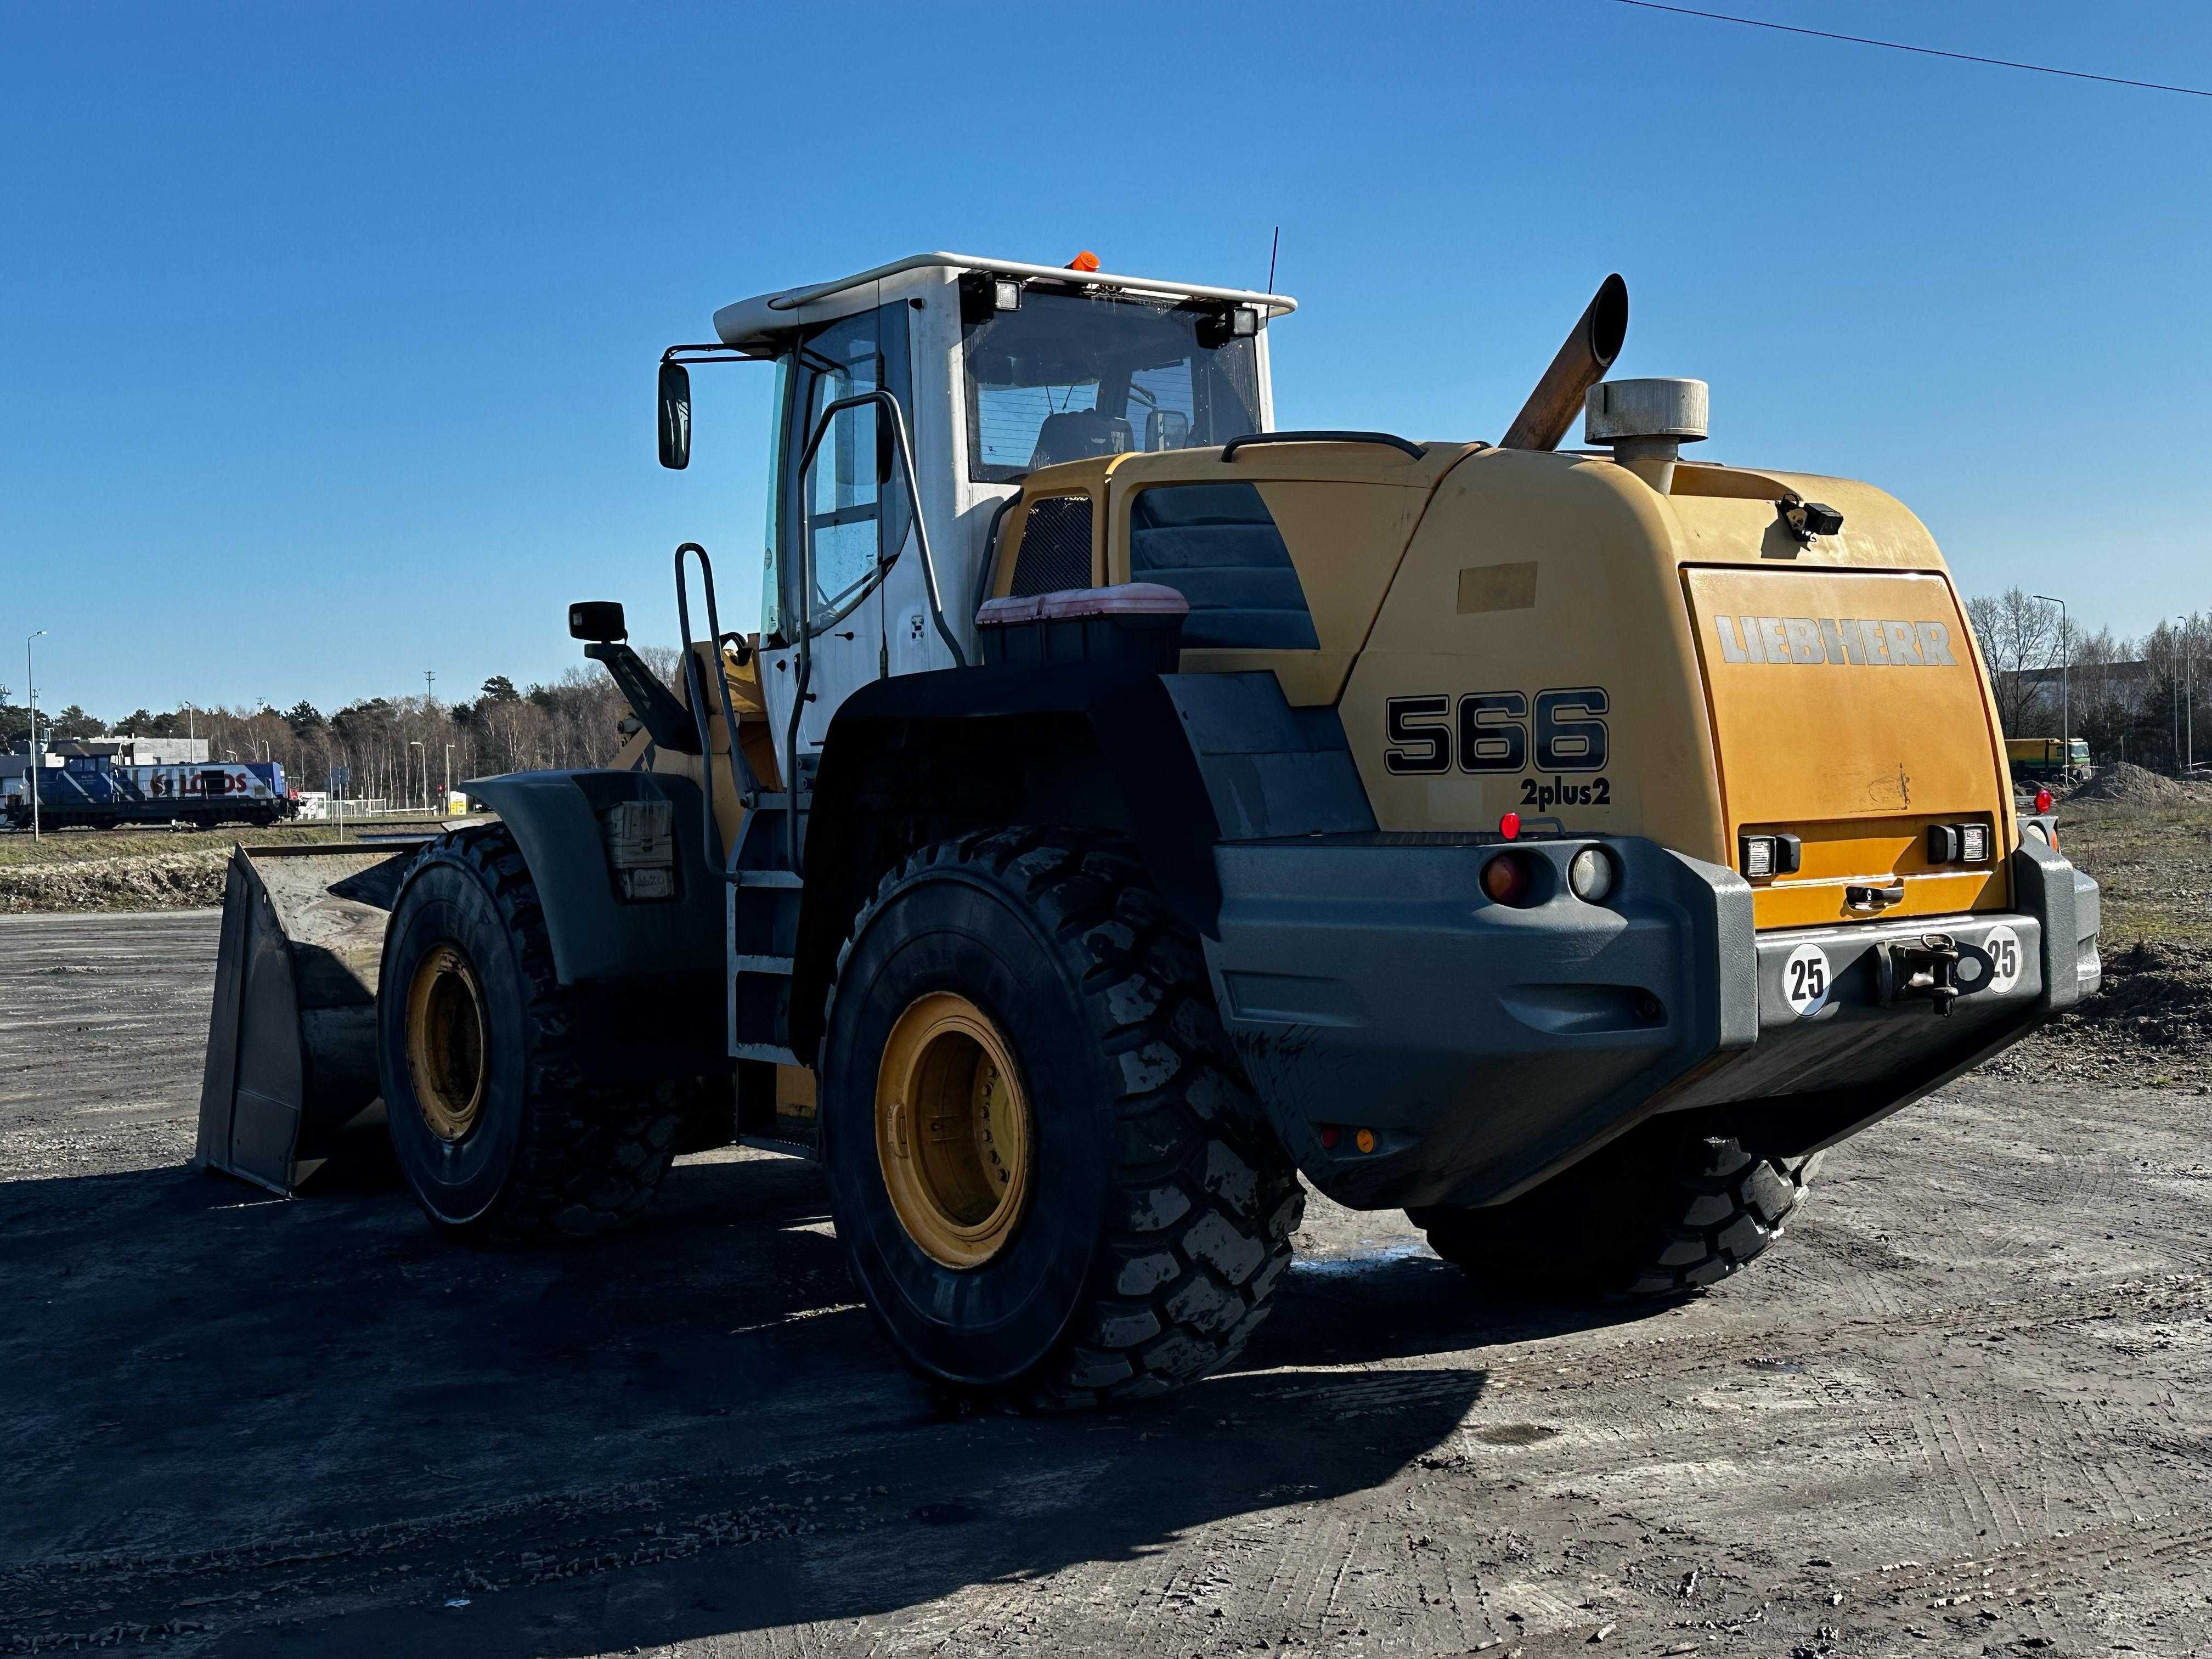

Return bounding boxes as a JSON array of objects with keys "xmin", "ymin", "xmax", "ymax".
[
  {"xmin": 818, "ymin": 829, "xmax": 1304, "ymax": 1409},
  {"xmin": 380, "ymin": 825, "xmax": 689, "ymax": 1244},
  {"xmin": 1408, "ymin": 1116, "xmax": 1821, "ymax": 1301}
]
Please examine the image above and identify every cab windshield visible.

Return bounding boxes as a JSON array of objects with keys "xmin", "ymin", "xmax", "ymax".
[{"xmin": 961, "ymin": 288, "xmax": 1262, "ymax": 483}]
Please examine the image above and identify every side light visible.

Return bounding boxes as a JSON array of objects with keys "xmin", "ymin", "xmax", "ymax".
[
  {"xmin": 1499, "ymin": 811, "xmax": 1521, "ymax": 841},
  {"xmin": 1066, "ymin": 250, "xmax": 1101, "ymax": 273},
  {"xmin": 2035, "ymin": 787, "xmax": 2054, "ymax": 814},
  {"xmin": 1568, "ymin": 846, "xmax": 1617, "ymax": 903},
  {"xmin": 1353, "ymin": 1128, "xmax": 1377, "ymax": 1154}
]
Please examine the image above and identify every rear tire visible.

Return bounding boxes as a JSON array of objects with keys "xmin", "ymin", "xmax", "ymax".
[
  {"xmin": 1408, "ymin": 1116, "xmax": 1820, "ymax": 1300},
  {"xmin": 819, "ymin": 830, "xmax": 1304, "ymax": 1409},
  {"xmin": 380, "ymin": 825, "xmax": 689, "ymax": 1243}
]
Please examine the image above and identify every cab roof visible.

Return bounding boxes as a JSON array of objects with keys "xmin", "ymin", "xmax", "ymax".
[{"xmin": 711, "ymin": 252, "xmax": 1297, "ymax": 352}]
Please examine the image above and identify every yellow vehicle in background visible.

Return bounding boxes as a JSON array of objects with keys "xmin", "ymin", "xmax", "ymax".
[
  {"xmin": 201, "ymin": 253, "xmax": 2100, "ymax": 1410},
  {"xmin": 2007, "ymin": 736, "xmax": 2090, "ymax": 787}
]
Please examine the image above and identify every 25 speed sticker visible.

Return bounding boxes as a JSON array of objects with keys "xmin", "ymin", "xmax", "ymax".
[
  {"xmin": 1979, "ymin": 924, "xmax": 2024, "ymax": 994},
  {"xmin": 1781, "ymin": 943, "xmax": 1832, "ymax": 1018}
]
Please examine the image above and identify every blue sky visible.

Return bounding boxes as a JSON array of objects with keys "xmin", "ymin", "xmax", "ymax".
[{"xmin": 4, "ymin": 1, "xmax": 2208, "ymax": 716}]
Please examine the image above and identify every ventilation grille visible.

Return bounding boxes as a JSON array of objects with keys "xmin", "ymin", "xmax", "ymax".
[
  {"xmin": 1128, "ymin": 483, "xmax": 1319, "ymax": 650},
  {"xmin": 1008, "ymin": 496, "xmax": 1094, "ymax": 597}
]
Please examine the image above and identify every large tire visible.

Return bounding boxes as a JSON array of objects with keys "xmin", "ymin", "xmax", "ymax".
[
  {"xmin": 1408, "ymin": 1116, "xmax": 1820, "ymax": 1300},
  {"xmin": 818, "ymin": 830, "xmax": 1304, "ymax": 1409},
  {"xmin": 380, "ymin": 825, "xmax": 689, "ymax": 1243}
]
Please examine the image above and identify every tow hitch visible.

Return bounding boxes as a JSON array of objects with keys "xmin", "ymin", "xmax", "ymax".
[{"xmin": 1877, "ymin": 933, "xmax": 1962, "ymax": 1016}]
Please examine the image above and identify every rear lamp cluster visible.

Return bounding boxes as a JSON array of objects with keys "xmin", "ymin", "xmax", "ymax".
[
  {"xmin": 1926, "ymin": 822, "xmax": 1992, "ymax": 865},
  {"xmin": 1317, "ymin": 1125, "xmax": 1378, "ymax": 1154},
  {"xmin": 1739, "ymin": 832, "xmax": 1803, "ymax": 880},
  {"xmin": 1479, "ymin": 845, "xmax": 1618, "ymax": 908}
]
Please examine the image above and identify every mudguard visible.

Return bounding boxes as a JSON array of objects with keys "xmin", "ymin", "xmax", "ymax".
[{"xmin": 464, "ymin": 770, "xmax": 723, "ymax": 987}]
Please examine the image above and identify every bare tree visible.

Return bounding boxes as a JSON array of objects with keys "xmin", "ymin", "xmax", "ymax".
[{"xmin": 1966, "ymin": 588, "xmax": 2061, "ymax": 737}]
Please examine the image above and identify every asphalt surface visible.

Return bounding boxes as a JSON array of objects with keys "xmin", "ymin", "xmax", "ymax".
[{"xmin": 3, "ymin": 910, "xmax": 2209, "ymax": 1657}]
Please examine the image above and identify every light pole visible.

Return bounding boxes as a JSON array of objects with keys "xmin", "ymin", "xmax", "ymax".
[
  {"xmin": 2182, "ymin": 617, "xmax": 2196, "ymax": 776},
  {"xmin": 409, "ymin": 740, "xmax": 426, "ymax": 814},
  {"xmin": 443, "ymin": 743, "xmax": 454, "ymax": 809},
  {"xmin": 2032, "ymin": 595, "xmax": 2068, "ymax": 774},
  {"xmin": 25, "ymin": 630, "xmax": 46, "ymax": 839}
]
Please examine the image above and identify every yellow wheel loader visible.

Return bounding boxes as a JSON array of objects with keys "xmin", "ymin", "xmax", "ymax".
[{"xmin": 198, "ymin": 253, "xmax": 2100, "ymax": 1407}]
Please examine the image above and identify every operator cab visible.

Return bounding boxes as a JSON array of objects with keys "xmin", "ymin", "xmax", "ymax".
[{"xmin": 660, "ymin": 252, "xmax": 1290, "ymax": 753}]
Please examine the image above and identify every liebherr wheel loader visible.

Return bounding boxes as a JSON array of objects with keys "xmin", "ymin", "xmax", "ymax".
[{"xmin": 198, "ymin": 253, "xmax": 2101, "ymax": 1407}]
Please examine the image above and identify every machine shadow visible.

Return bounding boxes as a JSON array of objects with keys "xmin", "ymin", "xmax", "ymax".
[{"xmin": 3, "ymin": 1150, "xmax": 1641, "ymax": 1655}]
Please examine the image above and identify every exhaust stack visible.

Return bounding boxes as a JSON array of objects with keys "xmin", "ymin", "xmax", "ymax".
[{"xmin": 1499, "ymin": 274, "xmax": 1629, "ymax": 452}]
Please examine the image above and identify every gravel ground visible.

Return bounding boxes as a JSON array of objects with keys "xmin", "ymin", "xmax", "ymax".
[{"xmin": 2, "ymin": 910, "xmax": 2209, "ymax": 1657}]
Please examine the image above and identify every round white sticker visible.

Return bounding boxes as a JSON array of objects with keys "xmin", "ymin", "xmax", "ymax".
[
  {"xmin": 1980, "ymin": 924, "xmax": 2023, "ymax": 994},
  {"xmin": 1781, "ymin": 943, "xmax": 1832, "ymax": 1018}
]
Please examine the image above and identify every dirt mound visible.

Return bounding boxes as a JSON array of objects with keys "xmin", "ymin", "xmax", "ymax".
[
  {"xmin": 1993, "ymin": 939, "xmax": 2212, "ymax": 1091},
  {"xmin": 2070, "ymin": 762, "xmax": 2188, "ymax": 804},
  {"xmin": 2070, "ymin": 939, "xmax": 2212, "ymax": 1050},
  {"xmin": 0, "ymin": 850, "xmax": 228, "ymax": 913}
]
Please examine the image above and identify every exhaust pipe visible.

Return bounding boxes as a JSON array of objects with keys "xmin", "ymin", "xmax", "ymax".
[{"xmin": 1498, "ymin": 274, "xmax": 1629, "ymax": 452}]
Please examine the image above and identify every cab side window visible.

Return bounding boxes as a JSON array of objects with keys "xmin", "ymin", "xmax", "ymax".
[
  {"xmin": 775, "ymin": 303, "xmax": 913, "ymax": 637},
  {"xmin": 1127, "ymin": 483, "xmax": 1319, "ymax": 650}
]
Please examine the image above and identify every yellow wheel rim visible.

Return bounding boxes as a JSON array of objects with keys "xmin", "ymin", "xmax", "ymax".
[
  {"xmin": 875, "ymin": 992, "xmax": 1034, "ymax": 1270},
  {"xmin": 405, "ymin": 943, "xmax": 488, "ymax": 1142}
]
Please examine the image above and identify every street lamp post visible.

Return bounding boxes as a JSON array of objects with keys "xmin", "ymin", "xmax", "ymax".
[
  {"xmin": 443, "ymin": 743, "xmax": 454, "ymax": 810},
  {"xmin": 408, "ymin": 740, "xmax": 426, "ymax": 814},
  {"xmin": 25, "ymin": 630, "xmax": 47, "ymax": 839},
  {"xmin": 2032, "ymin": 595, "xmax": 2068, "ymax": 776},
  {"xmin": 2182, "ymin": 617, "xmax": 2196, "ymax": 776}
]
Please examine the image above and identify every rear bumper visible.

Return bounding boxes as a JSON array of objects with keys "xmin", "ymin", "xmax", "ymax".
[{"xmin": 1203, "ymin": 834, "xmax": 2098, "ymax": 1211}]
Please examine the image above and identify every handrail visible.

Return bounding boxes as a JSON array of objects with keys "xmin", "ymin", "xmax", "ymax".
[
  {"xmin": 1221, "ymin": 430, "xmax": 1425, "ymax": 462},
  {"xmin": 786, "ymin": 388, "xmax": 968, "ymax": 871},
  {"xmin": 673, "ymin": 543, "xmax": 759, "ymax": 877},
  {"xmin": 972, "ymin": 493, "xmax": 1021, "ymax": 621}
]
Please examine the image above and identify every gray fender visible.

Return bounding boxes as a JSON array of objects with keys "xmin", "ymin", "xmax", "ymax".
[{"xmin": 462, "ymin": 770, "xmax": 723, "ymax": 985}]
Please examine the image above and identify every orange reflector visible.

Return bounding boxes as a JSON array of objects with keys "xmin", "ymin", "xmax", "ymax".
[
  {"xmin": 1499, "ymin": 811, "xmax": 1521, "ymax": 840},
  {"xmin": 1067, "ymin": 250, "xmax": 1101, "ymax": 273},
  {"xmin": 1353, "ymin": 1128, "xmax": 1376, "ymax": 1154},
  {"xmin": 1481, "ymin": 850, "xmax": 1539, "ymax": 907}
]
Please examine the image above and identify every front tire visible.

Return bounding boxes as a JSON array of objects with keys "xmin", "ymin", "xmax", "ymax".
[
  {"xmin": 380, "ymin": 826, "xmax": 688, "ymax": 1243},
  {"xmin": 1409, "ymin": 1116, "xmax": 1820, "ymax": 1300},
  {"xmin": 819, "ymin": 830, "xmax": 1303, "ymax": 1409}
]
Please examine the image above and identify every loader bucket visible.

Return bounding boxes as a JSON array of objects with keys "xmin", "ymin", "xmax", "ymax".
[{"xmin": 195, "ymin": 840, "xmax": 429, "ymax": 1194}]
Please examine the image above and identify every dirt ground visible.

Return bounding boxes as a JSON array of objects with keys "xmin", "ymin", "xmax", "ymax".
[{"xmin": 4, "ymin": 882, "xmax": 2210, "ymax": 1658}]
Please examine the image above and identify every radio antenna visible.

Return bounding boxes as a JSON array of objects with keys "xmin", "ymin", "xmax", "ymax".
[{"xmin": 1266, "ymin": 226, "xmax": 1280, "ymax": 294}]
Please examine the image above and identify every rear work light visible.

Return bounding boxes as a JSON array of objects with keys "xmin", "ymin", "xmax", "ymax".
[
  {"xmin": 1926, "ymin": 822, "xmax": 1992, "ymax": 865},
  {"xmin": 1739, "ymin": 832, "xmax": 1802, "ymax": 880}
]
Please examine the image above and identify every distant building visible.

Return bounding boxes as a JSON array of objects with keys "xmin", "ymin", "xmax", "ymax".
[
  {"xmin": 47, "ymin": 736, "xmax": 213, "ymax": 766},
  {"xmin": 2, "ymin": 735, "xmax": 212, "ymax": 782}
]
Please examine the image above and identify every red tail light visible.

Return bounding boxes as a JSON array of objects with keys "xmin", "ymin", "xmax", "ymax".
[
  {"xmin": 2034, "ymin": 787, "xmax": 2053, "ymax": 814},
  {"xmin": 1481, "ymin": 850, "xmax": 1541, "ymax": 907}
]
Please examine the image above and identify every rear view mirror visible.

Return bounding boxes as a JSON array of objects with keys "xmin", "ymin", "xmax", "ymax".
[
  {"xmin": 658, "ymin": 362, "xmax": 691, "ymax": 470},
  {"xmin": 569, "ymin": 600, "xmax": 627, "ymax": 643},
  {"xmin": 1145, "ymin": 409, "xmax": 1191, "ymax": 452}
]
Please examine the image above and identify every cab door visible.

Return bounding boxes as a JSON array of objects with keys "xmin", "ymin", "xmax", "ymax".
[{"xmin": 757, "ymin": 301, "xmax": 915, "ymax": 760}]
